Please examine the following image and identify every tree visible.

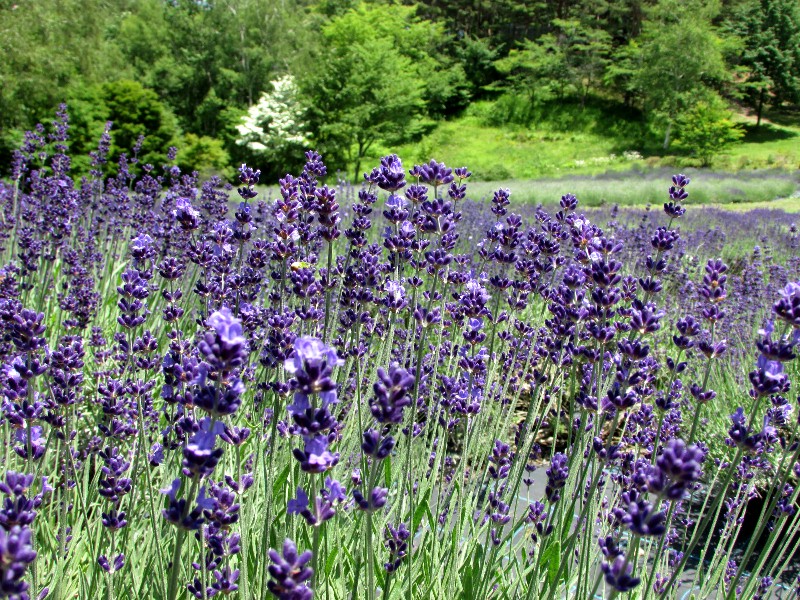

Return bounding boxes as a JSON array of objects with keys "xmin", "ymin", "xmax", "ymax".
[
  {"xmin": 296, "ymin": 4, "xmax": 458, "ymax": 179},
  {"xmin": 116, "ymin": 0, "xmax": 309, "ymax": 137},
  {"xmin": 495, "ymin": 36, "xmax": 570, "ymax": 103},
  {"xmin": 300, "ymin": 38, "xmax": 425, "ymax": 181},
  {"xmin": 236, "ymin": 75, "xmax": 311, "ymax": 178},
  {"xmin": 632, "ymin": 0, "xmax": 729, "ymax": 149},
  {"xmin": 675, "ymin": 92, "xmax": 744, "ymax": 165},
  {"xmin": 99, "ymin": 80, "xmax": 180, "ymax": 172},
  {"xmin": 455, "ymin": 37, "xmax": 501, "ymax": 99},
  {"xmin": 415, "ymin": 0, "xmax": 542, "ymax": 48},
  {"xmin": 494, "ymin": 16, "xmax": 612, "ymax": 108},
  {"xmin": 550, "ymin": 19, "xmax": 613, "ymax": 106},
  {"xmin": 727, "ymin": 0, "xmax": 800, "ymax": 126},
  {"xmin": 66, "ymin": 80, "xmax": 234, "ymax": 177},
  {"xmin": 0, "ymin": 0, "xmax": 315, "ymax": 176},
  {"xmin": 0, "ymin": 0, "xmax": 129, "ymax": 169},
  {"xmin": 176, "ymin": 133, "xmax": 232, "ymax": 179},
  {"xmin": 604, "ymin": 40, "xmax": 641, "ymax": 107}
]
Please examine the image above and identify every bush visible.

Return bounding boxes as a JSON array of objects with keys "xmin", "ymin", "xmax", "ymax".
[
  {"xmin": 675, "ymin": 94, "xmax": 744, "ymax": 166},
  {"xmin": 176, "ymin": 133, "xmax": 232, "ymax": 179},
  {"xmin": 235, "ymin": 75, "xmax": 311, "ymax": 180},
  {"xmin": 474, "ymin": 163, "xmax": 512, "ymax": 181},
  {"xmin": 482, "ymin": 92, "xmax": 537, "ymax": 127},
  {"xmin": 100, "ymin": 79, "xmax": 180, "ymax": 171},
  {"xmin": 64, "ymin": 81, "xmax": 238, "ymax": 178}
]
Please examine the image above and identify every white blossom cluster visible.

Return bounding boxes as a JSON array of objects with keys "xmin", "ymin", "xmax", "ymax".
[{"xmin": 236, "ymin": 75, "xmax": 310, "ymax": 154}]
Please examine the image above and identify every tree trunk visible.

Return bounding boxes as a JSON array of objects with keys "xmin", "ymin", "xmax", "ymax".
[
  {"xmin": 756, "ymin": 88, "xmax": 764, "ymax": 128},
  {"xmin": 662, "ymin": 121, "xmax": 672, "ymax": 151}
]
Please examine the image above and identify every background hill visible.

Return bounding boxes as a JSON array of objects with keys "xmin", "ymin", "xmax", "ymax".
[{"xmin": 1, "ymin": 0, "xmax": 799, "ymax": 192}]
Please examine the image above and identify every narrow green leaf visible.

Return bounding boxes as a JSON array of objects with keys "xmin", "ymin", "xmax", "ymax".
[
  {"xmin": 383, "ymin": 454, "xmax": 392, "ymax": 487},
  {"xmin": 325, "ymin": 545, "xmax": 339, "ymax": 576},
  {"xmin": 540, "ymin": 540, "xmax": 562, "ymax": 588},
  {"xmin": 412, "ymin": 488, "xmax": 431, "ymax": 532},
  {"xmin": 272, "ymin": 463, "xmax": 291, "ymax": 497}
]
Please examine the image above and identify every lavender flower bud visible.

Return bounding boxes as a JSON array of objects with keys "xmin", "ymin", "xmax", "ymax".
[
  {"xmin": 545, "ymin": 453, "xmax": 569, "ymax": 504},
  {"xmin": 267, "ymin": 538, "xmax": 313, "ymax": 600},
  {"xmin": 601, "ymin": 555, "xmax": 640, "ymax": 592}
]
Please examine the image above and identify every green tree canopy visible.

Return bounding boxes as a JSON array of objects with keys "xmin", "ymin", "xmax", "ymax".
[
  {"xmin": 496, "ymin": 19, "xmax": 612, "ymax": 105},
  {"xmin": 296, "ymin": 3, "xmax": 466, "ymax": 179},
  {"xmin": 632, "ymin": 0, "xmax": 729, "ymax": 149},
  {"xmin": 65, "ymin": 80, "xmax": 181, "ymax": 175},
  {"xmin": 115, "ymin": 0, "xmax": 287, "ymax": 137},
  {"xmin": 726, "ymin": 0, "xmax": 800, "ymax": 125},
  {"xmin": 0, "ymin": 0, "xmax": 128, "ymax": 166},
  {"xmin": 675, "ymin": 91, "xmax": 744, "ymax": 165}
]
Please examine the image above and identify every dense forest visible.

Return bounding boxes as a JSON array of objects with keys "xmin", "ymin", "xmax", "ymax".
[{"xmin": 1, "ymin": 0, "xmax": 799, "ymax": 179}]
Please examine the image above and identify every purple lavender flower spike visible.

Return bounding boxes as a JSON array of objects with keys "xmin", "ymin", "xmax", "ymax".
[
  {"xmin": 0, "ymin": 473, "xmax": 35, "ymax": 498},
  {"xmin": 182, "ymin": 418, "xmax": 225, "ymax": 479},
  {"xmin": 353, "ymin": 487, "xmax": 388, "ymax": 512},
  {"xmin": 304, "ymin": 150, "xmax": 327, "ymax": 178},
  {"xmin": 287, "ymin": 487, "xmax": 309, "ymax": 516},
  {"xmin": 285, "ymin": 337, "xmax": 342, "ymax": 388},
  {"xmin": 615, "ymin": 491, "xmax": 667, "ymax": 537},
  {"xmin": 211, "ymin": 567, "xmax": 240, "ymax": 595},
  {"xmin": 412, "ymin": 159, "xmax": 453, "ymax": 188},
  {"xmin": 774, "ymin": 282, "xmax": 800, "ymax": 329},
  {"xmin": 293, "ymin": 436, "xmax": 340, "ymax": 474},
  {"xmin": 14, "ymin": 427, "xmax": 46, "ymax": 461},
  {"xmin": 361, "ymin": 429, "xmax": 395, "ymax": 460},
  {"xmin": 267, "ymin": 538, "xmax": 313, "ymax": 600},
  {"xmin": 173, "ymin": 197, "xmax": 200, "ymax": 231},
  {"xmin": 97, "ymin": 553, "xmax": 125, "ymax": 574},
  {"xmin": 384, "ymin": 523, "xmax": 411, "ymax": 572},
  {"xmin": 545, "ymin": 453, "xmax": 569, "ymax": 504},
  {"xmin": 237, "ymin": 164, "xmax": 260, "ymax": 200},
  {"xmin": 376, "ymin": 154, "xmax": 406, "ymax": 192},
  {"xmin": 650, "ymin": 439, "xmax": 705, "ymax": 499},
  {"xmin": 161, "ymin": 480, "xmax": 213, "ymax": 530},
  {"xmin": 0, "ymin": 525, "xmax": 37, "ymax": 596},
  {"xmin": 602, "ymin": 555, "xmax": 640, "ymax": 592},
  {"xmin": 130, "ymin": 233, "xmax": 155, "ymax": 263},
  {"xmin": 287, "ymin": 393, "xmax": 311, "ymax": 417},
  {"xmin": 322, "ymin": 478, "xmax": 346, "ymax": 504},
  {"xmin": 200, "ymin": 307, "xmax": 249, "ymax": 371},
  {"xmin": 371, "ymin": 365, "xmax": 414, "ymax": 424}
]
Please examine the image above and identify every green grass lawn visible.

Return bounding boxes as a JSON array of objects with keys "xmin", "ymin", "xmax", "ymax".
[
  {"xmin": 722, "ymin": 114, "xmax": 800, "ymax": 170},
  {"xmin": 365, "ymin": 103, "xmax": 645, "ymax": 181},
  {"xmin": 370, "ymin": 114, "xmax": 647, "ymax": 181}
]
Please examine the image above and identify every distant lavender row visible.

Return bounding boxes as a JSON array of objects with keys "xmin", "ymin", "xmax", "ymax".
[{"xmin": 0, "ymin": 107, "xmax": 799, "ymax": 600}]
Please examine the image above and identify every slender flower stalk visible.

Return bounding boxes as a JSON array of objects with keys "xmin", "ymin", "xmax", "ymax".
[{"xmin": 1, "ymin": 115, "xmax": 800, "ymax": 600}]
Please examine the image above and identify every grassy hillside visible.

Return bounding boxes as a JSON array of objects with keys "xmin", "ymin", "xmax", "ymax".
[{"xmin": 363, "ymin": 98, "xmax": 800, "ymax": 185}]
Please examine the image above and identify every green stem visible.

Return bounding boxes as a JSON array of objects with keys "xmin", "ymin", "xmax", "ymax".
[
  {"xmin": 323, "ymin": 240, "xmax": 334, "ymax": 341},
  {"xmin": 166, "ymin": 479, "xmax": 199, "ymax": 600}
]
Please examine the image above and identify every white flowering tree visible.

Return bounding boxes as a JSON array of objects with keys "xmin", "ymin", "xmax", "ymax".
[{"xmin": 236, "ymin": 75, "xmax": 310, "ymax": 166}]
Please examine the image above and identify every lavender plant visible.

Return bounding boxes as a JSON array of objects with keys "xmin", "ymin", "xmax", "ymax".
[{"xmin": 0, "ymin": 106, "xmax": 799, "ymax": 600}]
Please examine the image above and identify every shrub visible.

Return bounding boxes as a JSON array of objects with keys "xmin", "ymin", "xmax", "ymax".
[
  {"xmin": 675, "ymin": 94, "xmax": 744, "ymax": 166},
  {"xmin": 235, "ymin": 75, "xmax": 311, "ymax": 178},
  {"xmin": 176, "ymin": 133, "xmax": 232, "ymax": 179}
]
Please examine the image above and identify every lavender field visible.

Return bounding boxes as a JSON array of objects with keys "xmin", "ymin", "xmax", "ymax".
[{"xmin": 1, "ymin": 110, "xmax": 800, "ymax": 600}]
